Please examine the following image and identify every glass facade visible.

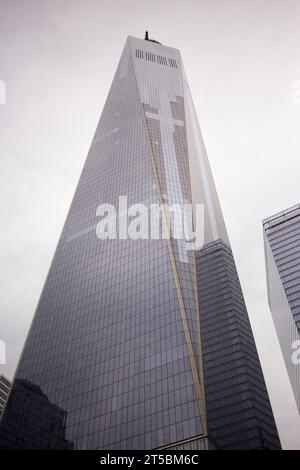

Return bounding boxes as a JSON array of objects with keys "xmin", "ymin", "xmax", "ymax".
[
  {"xmin": 0, "ymin": 37, "xmax": 204, "ymax": 450},
  {"xmin": 0, "ymin": 375, "xmax": 11, "ymax": 417},
  {"xmin": 263, "ymin": 204, "xmax": 300, "ymax": 413},
  {"xmin": 0, "ymin": 36, "xmax": 280, "ymax": 449}
]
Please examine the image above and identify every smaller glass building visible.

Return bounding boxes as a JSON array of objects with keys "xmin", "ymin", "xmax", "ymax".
[{"xmin": 263, "ymin": 204, "xmax": 300, "ymax": 413}]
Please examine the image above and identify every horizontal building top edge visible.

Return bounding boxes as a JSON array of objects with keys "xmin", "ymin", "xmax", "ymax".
[
  {"xmin": 262, "ymin": 203, "xmax": 300, "ymax": 227},
  {"xmin": 127, "ymin": 36, "xmax": 180, "ymax": 54}
]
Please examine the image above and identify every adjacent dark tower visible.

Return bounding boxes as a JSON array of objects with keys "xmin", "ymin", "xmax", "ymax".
[
  {"xmin": 197, "ymin": 242, "xmax": 281, "ymax": 448},
  {"xmin": 0, "ymin": 36, "xmax": 281, "ymax": 449}
]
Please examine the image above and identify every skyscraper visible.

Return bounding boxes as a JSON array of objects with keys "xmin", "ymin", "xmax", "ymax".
[
  {"xmin": 263, "ymin": 204, "xmax": 300, "ymax": 414},
  {"xmin": 0, "ymin": 35, "xmax": 280, "ymax": 450}
]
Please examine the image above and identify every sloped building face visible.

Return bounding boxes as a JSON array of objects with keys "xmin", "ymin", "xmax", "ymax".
[{"xmin": 0, "ymin": 36, "xmax": 280, "ymax": 449}]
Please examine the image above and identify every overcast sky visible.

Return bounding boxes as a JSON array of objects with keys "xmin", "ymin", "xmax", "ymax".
[{"xmin": 1, "ymin": 0, "xmax": 300, "ymax": 449}]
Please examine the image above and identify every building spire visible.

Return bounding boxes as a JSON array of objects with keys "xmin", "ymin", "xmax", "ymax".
[{"xmin": 144, "ymin": 30, "xmax": 161, "ymax": 44}]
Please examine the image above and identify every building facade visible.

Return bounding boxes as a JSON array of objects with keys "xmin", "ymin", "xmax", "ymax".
[
  {"xmin": 0, "ymin": 35, "xmax": 280, "ymax": 449},
  {"xmin": 0, "ymin": 375, "xmax": 11, "ymax": 418},
  {"xmin": 197, "ymin": 241, "xmax": 280, "ymax": 448},
  {"xmin": 263, "ymin": 204, "xmax": 300, "ymax": 413}
]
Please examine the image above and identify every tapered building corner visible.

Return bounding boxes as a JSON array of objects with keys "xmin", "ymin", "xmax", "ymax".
[{"xmin": 0, "ymin": 35, "xmax": 280, "ymax": 450}]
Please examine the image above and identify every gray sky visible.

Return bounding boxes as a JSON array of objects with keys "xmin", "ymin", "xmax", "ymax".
[{"xmin": 1, "ymin": 0, "xmax": 300, "ymax": 449}]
